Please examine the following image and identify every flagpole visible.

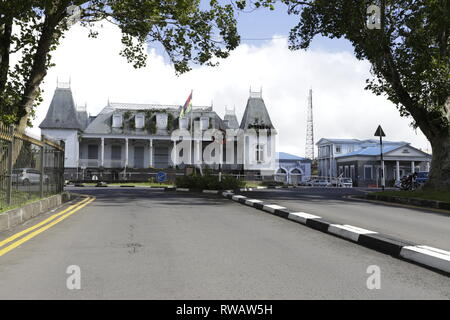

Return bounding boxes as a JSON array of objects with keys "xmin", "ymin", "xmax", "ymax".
[{"xmin": 190, "ymin": 90, "xmax": 194, "ymax": 169}]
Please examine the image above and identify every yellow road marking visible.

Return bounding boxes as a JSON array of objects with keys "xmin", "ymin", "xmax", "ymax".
[
  {"xmin": 0, "ymin": 196, "xmax": 91, "ymax": 249},
  {"xmin": 0, "ymin": 197, "xmax": 95, "ymax": 257}
]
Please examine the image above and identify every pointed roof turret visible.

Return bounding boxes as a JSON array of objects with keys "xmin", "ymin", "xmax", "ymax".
[
  {"xmin": 239, "ymin": 89, "xmax": 274, "ymax": 130},
  {"xmin": 39, "ymin": 85, "xmax": 83, "ymax": 130},
  {"xmin": 224, "ymin": 106, "xmax": 239, "ymax": 129}
]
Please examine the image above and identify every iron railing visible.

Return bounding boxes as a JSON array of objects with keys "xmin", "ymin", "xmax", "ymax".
[{"xmin": 0, "ymin": 123, "xmax": 65, "ymax": 211}]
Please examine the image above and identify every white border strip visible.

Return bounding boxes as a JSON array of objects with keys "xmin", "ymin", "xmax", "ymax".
[
  {"xmin": 262, "ymin": 204, "xmax": 286, "ymax": 213},
  {"xmin": 328, "ymin": 224, "xmax": 377, "ymax": 242},
  {"xmin": 400, "ymin": 245, "xmax": 450, "ymax": 273},
  {"xmin": 288, "ymin": 212, "xmax": 321, "ymax": 224}
]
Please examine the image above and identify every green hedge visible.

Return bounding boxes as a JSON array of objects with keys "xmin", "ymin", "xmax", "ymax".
[{"xmin": 175, "ymin": 174, "xmax": 245, "ymax": 190}]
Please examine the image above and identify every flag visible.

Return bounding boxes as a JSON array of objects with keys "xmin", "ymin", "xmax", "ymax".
[{"xmin": 179, "ymin": 91, "xmax": 193, "ymax": 118}]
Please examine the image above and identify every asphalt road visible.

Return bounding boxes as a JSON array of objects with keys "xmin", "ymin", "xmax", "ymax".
[
  {"xmin": 239, "ymin": 188, "xmax": 450, "ymax": 251},
  {"xmin": 0, "ymin": 187, "xmax": 448, "ymax": 299}
]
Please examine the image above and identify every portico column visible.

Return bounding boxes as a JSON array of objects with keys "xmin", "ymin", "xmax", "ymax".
[
  {"xmin": 396, "ymin": 161, "xmax": 400, "ymax": 183},
  {"xmin": 100, "ymin": 137, "xmax": 104, "ymax": 167},
  {"xmin": 426, "ymin": 161, "xmax": 430, "ymax": 172},
  {"xmin": 411, "ymin": 161, "xmax": 415, "ymax": 173},
  {"xmin": 149, "ymin": 139, "xmax": 153, "ymax": 167},
  {"xmin": 173, "ymin": 140, "xmax": 177, "ymax": 166},
  {"xmin": 125, "ymin": 138, "xmax": 129, "ymax": 167}
]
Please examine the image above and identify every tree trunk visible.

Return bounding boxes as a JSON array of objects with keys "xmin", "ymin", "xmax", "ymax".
[{"xmin": 426, "ymin": 131, "xmax": 450, "ymax": 191}]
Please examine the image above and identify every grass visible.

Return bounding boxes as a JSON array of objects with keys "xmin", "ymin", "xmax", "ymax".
[
  {"xmin": 243, "ymin": 181, "xmax": 263, "ymax": 188},
  {"xmin": 0, "ymin": 191, "xmax": 42, "ymax": 213},
  {"xmin": 372, "ymin": 190, "xmax": 450, "ymax": 203}
]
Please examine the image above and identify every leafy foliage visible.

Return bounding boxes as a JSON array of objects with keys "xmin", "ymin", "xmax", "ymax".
[
  {"xmin": 240, "ymin": 0, "xmax": 450, "ymax": 189},
  {"xmin": 176, "ymin": 173, "xmax": 245, "ymax": 190},
  {"xmin": 0, "ymin": 0, "xmax": 240, "ymax": 126}
]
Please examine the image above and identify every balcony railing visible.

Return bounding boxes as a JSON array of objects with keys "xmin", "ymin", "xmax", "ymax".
[{"xmin": 79, "ymin": 159, "xmax": 126, "ymax": 168}]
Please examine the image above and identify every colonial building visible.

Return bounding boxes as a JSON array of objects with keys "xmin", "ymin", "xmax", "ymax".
[
  {"xmin": 317, "ymin": 138, "xmax": 432, "ymax": 187},
  {"xmin": 275, "ymin": 152, "xmax": 312, "ymax": 184},
  {"xmin": 40, "ymin": 84, "xmax": 278, "ymax": 181}
]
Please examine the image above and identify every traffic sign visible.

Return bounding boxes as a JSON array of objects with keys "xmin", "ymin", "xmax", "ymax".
[
  {"xmin": 156, "ymin": 171, "xmax": 167, "ymax": 183},
  {"xmin": 374, "ymin": 125, "xmax": 386, "ymax": 137}
]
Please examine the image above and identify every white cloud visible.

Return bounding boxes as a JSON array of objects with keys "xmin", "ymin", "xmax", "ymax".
[{"xmin": 30, "ymin": 22, "xmax": 431, "ymax": 156}]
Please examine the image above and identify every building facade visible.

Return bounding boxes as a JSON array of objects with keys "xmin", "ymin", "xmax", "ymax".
[
  {"xmin": 40, "ymin": 85, "xmax": 279, "ymax": 181},
  {"xmin": 317, "ymin": 138, "xmax": 431, "ymax": 187},
  {"xmin": 275, "ymin": 152, "xmax": 312, "ymax": 184}
]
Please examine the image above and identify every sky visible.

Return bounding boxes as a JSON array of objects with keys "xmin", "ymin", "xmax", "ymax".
[{"xmin": 27, "ymin": 3, "xmax": 431, "ymax": 156}]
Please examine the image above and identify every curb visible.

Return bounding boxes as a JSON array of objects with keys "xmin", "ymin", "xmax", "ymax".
[
  {"xmin": 166, "ymin": 188, "xmax": 450, "ymax": 275},
  {"xmin": 365, "ymin": 194, "xmax": 450, "ymax": 211},
  {"xmin": 0, "ymin": 192, "xmax": 75, "ymax": 232}
]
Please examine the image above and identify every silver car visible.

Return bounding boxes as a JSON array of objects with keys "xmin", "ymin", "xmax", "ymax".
[{"xmin": 11, "ymin": 168, "xmax": 49, "ymax": 185}]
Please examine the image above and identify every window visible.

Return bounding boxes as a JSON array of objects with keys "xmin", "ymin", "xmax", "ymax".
[
  {"xmin": 335, "ymin": 145, "xmax": 341, "ymax": 153},
  {"xmin": 364, "ymin": 165, "xmax": 373, "ymax": 180},
  {"xmin": 200, "ymin": 117, "xmax": 209, "ymax": 130},
  {"xmin": 344, "ymin": 166, "xmax": 349, "ymax": 177},
  {"xmin": 156, "ymin": 113, "xmax": 168, "ymax": 129},
  {"xmin": 88, "ymin": 145, "xmax": 98, "ymax": 159},
  {"xmin": 112, "ymin": 114, "xmax": 123, "ymax": 128},
  {"xmin": 350, "ymin": 165, "xmax": 355, "ymax": 179},
  {"xmin": 256, "ymin": 144, "xmax": 264, "ymax": 163},
  {"xmin": 111, "ymin": 145, "xmax": 121, "ymax": 160},
  {"xmin": 179, "ymin": 118, "xmax": 188, "ymax": 130},
  {"xmin": 135, "ymin": 113, "xmax": 145, "ymax": 129}
]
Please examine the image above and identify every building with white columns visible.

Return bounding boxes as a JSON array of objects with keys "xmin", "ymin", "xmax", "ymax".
[
  {"xmin": 317, "ymin": 138, "xmax": 432, "ymax": 187},
  {"xmin": 40, "ymin": 84, "xmax": 279, "ymax": 181}
]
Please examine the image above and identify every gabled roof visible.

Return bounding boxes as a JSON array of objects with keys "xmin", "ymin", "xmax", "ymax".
[
  {"xmin": 39, "ymin": 87, "xmax": 83, "ymax": 130},
  {"xmin": 336, "ymin": 144, "xmax": 406, "ymax": 157},
  {"xmin": 277, "ymin": 152, "xmax": 309, "ymax": 161},
  {"xmin": 240, "ymin": 93, "xmax": 274, "ymax": 130},
  {"xmin": 316, "ymin": 138, "xmax": 362, "ymax": 145},
  {"xmin": 83, "ymin": 103, "xmax": 225, "ymax": 135}
]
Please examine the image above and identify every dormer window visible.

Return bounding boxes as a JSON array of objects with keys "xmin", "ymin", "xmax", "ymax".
[
  {"xmin": 179, "ymin": 117, "xmax": 188, "ymax": 130},
  {"xmin": 200, "ymin": 117, "xmax": 209, "ymax": 130},
  {"xmin": 135, "ymin": 113, "xmax": 145, "ymax": 129},
  {"xmin": 156, "ymin": 113, "xmax": 168, "ymax": 129},
  {"xmin": 112, "ymin": 114, "xmax": 123, "ymax": 128}
]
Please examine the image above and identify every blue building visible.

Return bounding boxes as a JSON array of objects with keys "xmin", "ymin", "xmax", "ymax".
[{"xmin": 275, "ymin": 152, "xmax": 312, "ymax": 185}]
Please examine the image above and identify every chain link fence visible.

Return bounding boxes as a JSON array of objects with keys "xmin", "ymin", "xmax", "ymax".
[{"xmin": 0, "ymin": 123, "xmax": 65, "ymax": 211}]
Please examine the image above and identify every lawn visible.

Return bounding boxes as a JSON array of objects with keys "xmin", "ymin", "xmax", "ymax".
[{"xmin": 372, "ymin": 190, "xmax": 450, "ymax": 203}]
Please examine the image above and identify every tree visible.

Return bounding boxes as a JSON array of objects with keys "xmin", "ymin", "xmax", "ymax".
[
  {"xmin": 0, "ymin": 0, "xmax": 240, "ymax": 130},
  {"xmin": 239, "ymin": 0, "xmax": 449, "ymax": 190}
]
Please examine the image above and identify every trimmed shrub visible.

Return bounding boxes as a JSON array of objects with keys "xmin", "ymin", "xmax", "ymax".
[{"xmin": 175, "ymin": 174, "xmax": 244, "ymax": 190}]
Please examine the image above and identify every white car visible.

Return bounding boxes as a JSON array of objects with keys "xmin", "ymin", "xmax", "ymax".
[
  {"xmin": 11, "ymin": 168, "xmax": 49, "ymax": 185},
  {"xmin": 309, "ymin": 179, "xmax": 331, "ymax": 187},
  {"xmin": 338, "ymin": 178, "xmax": 353, "ymax": 188}
]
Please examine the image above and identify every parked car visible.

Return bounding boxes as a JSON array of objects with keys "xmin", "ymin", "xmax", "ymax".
[
  {"xmin": 309, "ymin": 179, "xmax": 331, "ymax": 187},
  {"xmin": 11, "ymin": 168, "xmax": 49, "ymax": 185},
  {"xmin": 338, "ymin": 178, "xmax": 353, "ymax": 188}
]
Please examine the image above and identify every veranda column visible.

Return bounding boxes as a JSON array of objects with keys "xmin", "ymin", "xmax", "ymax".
[
  {"xmin": 173, "ymin": 140, "xmax": 177, "ymax": 166},
  {"xmin": 125, "ymin": 138, "xmax": 129, "ymax": 167},
  {"xmin": 426, "ymin": 161, "xmax": 430, "ymax": 172},
  {"xmin": 411, "ymin": 161, "xmax": 415, "ymax": 173},
  {"xmin": 100, "ymin": 137, "xmax": 104, "ymax": 167},
  {"xmin": 149, "ymin": 139, "xmax": 153, "ymax": 167},
  {"xmin": 396, "ymin": 161, "xmax": 400, "ymax": 183}
]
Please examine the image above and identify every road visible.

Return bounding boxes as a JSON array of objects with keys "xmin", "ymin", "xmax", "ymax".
[
  {"xmin": 240, "ymin": 187, "xmax": 450, "ymax": 251},
  {"xmin": 0, "ymin": 187, "xmax": 448, "ymax": 299}
]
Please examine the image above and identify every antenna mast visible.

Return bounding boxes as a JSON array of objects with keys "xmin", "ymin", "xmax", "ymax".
[{"xmin": 305, "ymin": 89, "xmax": 315, "ymax": 160}]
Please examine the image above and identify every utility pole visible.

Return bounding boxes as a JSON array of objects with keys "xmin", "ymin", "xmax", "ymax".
[{"xmin": 374, "ymin": 125, "xmax": 386, "ymax": 190}]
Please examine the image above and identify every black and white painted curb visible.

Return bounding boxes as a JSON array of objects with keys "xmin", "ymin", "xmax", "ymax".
[{"xmin": 221, "ymin": 191, "xmax": 450, "ymax": 275}]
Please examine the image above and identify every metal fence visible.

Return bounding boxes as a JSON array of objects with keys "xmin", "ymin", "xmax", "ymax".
[{"xmin": 0, "ymin": 123, "xmax": 65, "ymax": 211}]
